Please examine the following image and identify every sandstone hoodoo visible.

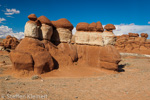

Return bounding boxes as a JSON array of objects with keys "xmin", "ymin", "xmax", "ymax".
[
  {"xmin": 115, "ymin": 33, "xmax": 150, "ymax": 54},
  {"xmin": 0, "ymin": 35, "xmax": 20, "ymax": 49},
  {"xmin": 75, "ymin": 21, "xmax": 104, "ymax": 46},
  {"xmin": 102, "ymin": 24, "xmax": 116, "ymax": 45},
  {"xmin": 51, "ymin": 18, "xmax": 78, "ymax": 62},
  {"xmin": 51, "ymin": 18, "xmax": 73, "ymax": 43},
  {"xmin": 38, "ymin": 16, "xmax": 53, "ymax": 40},
  {"xmin": 75, "ymin": 22, "xmax": 121, "ymax": 71}
]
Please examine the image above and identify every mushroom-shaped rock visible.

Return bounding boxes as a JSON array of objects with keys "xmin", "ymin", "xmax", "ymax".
[
  {"xmin": 75, "ymin": 22, "xmax": 104, "ymax": 46},
  {"xmin": 24, "ymin": 21, "xmax": 39, "ymax": 38},
  {"xmin": 104, "ymin": 24, "xmax": 116, "ymax": 31},
  {"xmin": 52, "ymin": 18, "xmax": 73, "ymax": 31},
  {"xmin": 51, "ymin": 18, "xmax": 73, "ymax": 43},
  {"xmin": 96, "ymin": 21, "xmax": 104, "ymax": 32},
  {"xmin": 38, "ymin": 16, "xmax": 52, "ymax": 26},
  {"xmin": 76, "ymin": 22, "xmax": 89, "ymax": 31},
  {"xmin": 102, "ymin": 24, "xmax": 116, "ymax": 45},
  {"xmin": 28, "ymin": 14, "xmax": 37, "ymax": 21},
  {"xmin": 88, "ymin": 22, "xmax": 97, "ymax": 31}
]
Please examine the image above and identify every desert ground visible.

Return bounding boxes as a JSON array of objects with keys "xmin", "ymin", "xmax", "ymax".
[{"xmin": 0, "ymin": 50, "xmax": 150, "ymax": 100}]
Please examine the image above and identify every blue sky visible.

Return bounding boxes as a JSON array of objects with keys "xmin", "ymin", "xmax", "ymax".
[{"xmin": 0, "ymin": 0, "xmax": 150, "ymax": 38}]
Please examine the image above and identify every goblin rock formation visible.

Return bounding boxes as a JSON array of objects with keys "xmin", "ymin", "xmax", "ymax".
[
  {"xmin": 75, "ymin": 23, "xmax": 116, "ymax": 46},
  {"xmin": 75, "ymin": 22, "xmax": 121, "ymax": 70},
  {"xmin": 115, "ymin": 33, "xmax": 150, "ymax": 54},
  {"xmin": 0, "ymin": 35, "xmax": 20, "ymax": 50},
  {"xmin": 51, "ymin": 18, "xmax": 73, "ymax": 43},
  {"xmin": 9, "ymin": 14, "xmax": 121, "ymax": 75}
]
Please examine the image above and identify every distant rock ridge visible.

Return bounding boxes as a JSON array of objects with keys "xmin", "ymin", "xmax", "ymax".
[{"xmin": 115, "ymin": 33, "xmax": 150, "ymax": 55}]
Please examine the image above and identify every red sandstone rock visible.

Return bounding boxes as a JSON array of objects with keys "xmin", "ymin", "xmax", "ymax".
[
  {"xmin": 76, "ymin": 22, "xmax": 89, "ymax": 31},
  {"xmin": 28, "ymin": 14, "xmax": 37, "ymax": 21},
  {"xmin": 10, "ymin": 51, "xmax": 34, "ymax": 71},
  {"xmin": 51, "ymin": 18, "xmax": 73, "ymax": 31},
  {"xmin": 104, "ymin": 24, "xmax": 116, "ymax": 30},
  {"xmin": 96, "ymin": 21, "xmax": 104, "ymax": 32},
  {"xmin": 14, "ymin": 37, "xmax": 54, "ymax": 74},
  {"xmin": 38, "ymin": 16, "xmax": 52, "ymax": 26},
  {"xmin": 42, "ymin": 40, "xmax": 73, "ymax": 66},
  {"xmin": 77, "ymin": 45, "xmax": 121, "ymax": 70},
  {"xmin": 88, "ymin": 22, "xmax": 97, "ymax": 31}
]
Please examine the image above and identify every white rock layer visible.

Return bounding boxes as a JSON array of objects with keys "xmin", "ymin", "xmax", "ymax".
[
  {"xmin": 24, "ymin": 22, "xmax": 39, "ymax": 38},
  {"xmin": 102, "ymin": 31, "xmax": 116, "ymax": 45},
  {"xmin": 51, "ymin": 28, "xmax": 72, "ymax": 43},
  {"xmin": 75, "ymin": 31, "xmax": 104, "ymax": 46},
  {"xmin": 41, "ymin": 24, "xmax": 53, "ymax": 40}
]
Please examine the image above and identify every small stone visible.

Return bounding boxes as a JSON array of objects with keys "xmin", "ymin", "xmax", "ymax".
[
  {"xmin": 5, "ymin": 78, "xmax": 9, "ymax": 81},
  {"xmin": 75, "ymin": 96, "xmax": 78, "ymax": 99},
  {"xmin": 31, "ymin": 75, "xmax": 40, "ymax": 80}
]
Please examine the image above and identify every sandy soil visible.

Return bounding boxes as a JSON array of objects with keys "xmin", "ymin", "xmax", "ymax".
[{"xmin": 0, "ymin": 51, "xmax": 150, "ymax": 100}]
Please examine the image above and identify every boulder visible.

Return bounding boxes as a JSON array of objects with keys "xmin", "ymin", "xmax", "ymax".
[
  {"xmin": 38, "ymin": 16, "xmax": 52, "ymax": 26},
  {"xmin": 104, "ymin": 24, "xmax": 116, "ymax": 31},
  {"xmin": 14, "ymin": 37, "xmax": 54, "ymax": 74},
  {"xmin": 51, "ymin": 18, "xmax": 73, "ymax": 31},
  {"xmin": 96, "ymin": 21, "xmax": 104, "ymax": 32},
  {"xmin": 88, "ymin": 22, "xmax": 97, "ymax": 31},
  {"xmin": 76, "ymin": 22, "xmax": 89, "ymax": 31},
  {"xmin": 28, "ymin": 14, "xmax": 37, "ymax": 21},
  {"xmin": 10, "ymin": 51, "xmax": 34, "ymax": 71}
]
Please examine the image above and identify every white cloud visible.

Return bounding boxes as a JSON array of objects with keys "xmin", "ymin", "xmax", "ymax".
[
  {"xmin": 113, "ymin": 24, "xmax": 150, "ymax": 37},
  {"xmin": 148, "ymin": 21, "xmax": 150, "ymax": 24},
  {"xmin": 0, "ymin": 25, "xmax": 24, "ymax": 39},
  {"xmin": 6, "ymin": 16, "xmax": 14, "ymax": 18},
  {"xmin": 72, "ymin": 23, "xmax": 150, "ymax": 39},
  {"xmin": 4, "ymin": 8, "xmax": 20, "ymax": 16},
  {"xmin": 0, "ymin": 18, "xmax": 6, "ymax": 23}
]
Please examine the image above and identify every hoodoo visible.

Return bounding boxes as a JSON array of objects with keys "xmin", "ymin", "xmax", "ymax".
[{"xmin": 102, "ymin": 24, "xmax": 116, "ymax": 45}]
